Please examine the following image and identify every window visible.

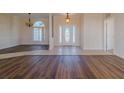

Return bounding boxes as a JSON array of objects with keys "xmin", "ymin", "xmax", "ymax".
[
  {"xmin": 33, "ymin": 21, "xmax": 45, "ymax": 41},
  {"xmin": 65, "ymin": 28, "xmax": 70, "ymax": 43},
  {"xmin": 72, "ymin": 26, "xmax": 76, "ymax": 43},
  {"xmin": 59, "ymin": 26, "xmax": 62, "ymax": 43}
]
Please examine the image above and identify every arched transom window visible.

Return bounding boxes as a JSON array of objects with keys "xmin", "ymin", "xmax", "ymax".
[{"xmin": 33, "ymin": 21, "xmax": 45, "ymax": 41}]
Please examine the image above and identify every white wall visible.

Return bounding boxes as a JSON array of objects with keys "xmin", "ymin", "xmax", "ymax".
[
  {"xmin": 83, "ymin": 13, "xmax": 104, "ymax": 50},
  {"xmin": 0, "ymin": 14, "xmax": 20, "ymax": 49},
  {"xmin": 11, "ymin": 16, "xmax": 20, "ymax": 46},
  {"xmin": 53, "ymin": 14, "xmax": 81, "ymax": 46},
  {"xmin": 53, "ymin": 14, "xmax": 105, "ymax": 50},
  {"xmin": 19, "ymin": 17, "xmax": 49, "ymax": 45},
  {"xmin": 112, "ymin": 14, "xmax": 124, "ymax": 58}
]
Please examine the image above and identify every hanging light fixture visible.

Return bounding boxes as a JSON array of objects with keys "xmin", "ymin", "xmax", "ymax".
[
  {"xmin": 25, "ymin": 13, "xmax": 33, "ymax": 27},
  {"xmin": 65, "ymin": 13, "xmax": 70, "ymax": 23}
]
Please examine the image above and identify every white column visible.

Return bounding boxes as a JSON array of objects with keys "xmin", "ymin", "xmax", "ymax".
[
  {"xmin": 80, "ymin": 14, "xmax": 84, "ymax": 50},
  {"xmin": 49, "ymin": 13, "xmax": 54, "ymax": 50}
]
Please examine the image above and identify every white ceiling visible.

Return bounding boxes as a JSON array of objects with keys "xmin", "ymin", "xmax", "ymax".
[
  {"xmin": 9, "ymin": 13, "xmax": 79, "ymax": 18},
  {"xmin": 9, "ymin": 13, "xmax": 49, "ymax": 18}
]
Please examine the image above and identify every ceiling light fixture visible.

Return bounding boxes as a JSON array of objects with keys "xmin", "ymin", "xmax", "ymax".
[
  {"xmin": 65, "ymin": 13, "xmax": 70, "ymax": 23},
  {"xmin": 25, "ymin": 13, "xmax": 33, "ymax": 27}
]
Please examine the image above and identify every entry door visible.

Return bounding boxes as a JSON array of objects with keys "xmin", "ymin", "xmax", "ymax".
[{"xmin": 60, "ymin": 25, "xmax": 76, "ymax": 46}]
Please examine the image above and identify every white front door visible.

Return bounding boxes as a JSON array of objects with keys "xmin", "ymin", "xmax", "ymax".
[{"xmin": 59, "ymin": 25, "xmax": 76, "ymax": 46}]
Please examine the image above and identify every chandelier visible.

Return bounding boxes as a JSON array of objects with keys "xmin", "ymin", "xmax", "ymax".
[
  {"xmin": 25, "ymin": 13, "xmax": 33, "ymax": 27},
  {"xmin": 65, "ymin": 13, "xmax": 70, "ymax": 23}
]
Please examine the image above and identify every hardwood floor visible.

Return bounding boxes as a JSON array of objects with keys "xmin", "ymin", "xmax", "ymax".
[
  {"xmin": 0, "ymin": 55, "xmax": 124, "ymax": 79},
  {"xmin": 0, "ymin": 45, "xmax": 49, "ymax": 54}
]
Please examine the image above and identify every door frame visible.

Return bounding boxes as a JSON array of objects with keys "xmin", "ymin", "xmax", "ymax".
[{"xmin": 59, "ymin": 25, "xmax": 77, "ymax": 46}]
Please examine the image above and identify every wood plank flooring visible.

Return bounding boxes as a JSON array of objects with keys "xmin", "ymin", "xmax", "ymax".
[
  {"xmin": 0, "ymin": 45, "xmax": 49, "ymax": 54},
  {"xmin": 0, "ymin": 55, "xmax": 124, "ymax": 79}
]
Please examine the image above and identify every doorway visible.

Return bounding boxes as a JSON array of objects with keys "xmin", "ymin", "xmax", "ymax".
[{"xmin": 59, "ymin": 25, "xmax": 78, "ymax": 46}]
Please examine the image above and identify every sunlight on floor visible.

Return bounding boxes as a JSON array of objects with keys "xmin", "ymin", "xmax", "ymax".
[{"xmin": 0, "ymin": 46, "xmax": 113, "ymax": 59}]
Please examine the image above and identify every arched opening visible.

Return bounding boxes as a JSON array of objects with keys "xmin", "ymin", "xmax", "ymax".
[{"xmin": 33, "ymin": 21, "xmax": 45, "ymax": 41}]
